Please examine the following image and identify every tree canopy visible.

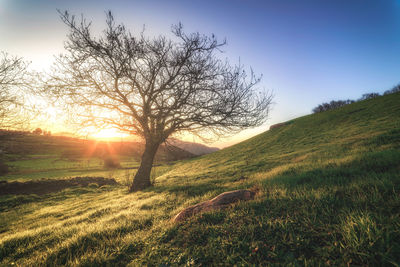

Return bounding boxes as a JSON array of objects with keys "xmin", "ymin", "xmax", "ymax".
[
  {"xmin": 45, "ymin": 11, "xmax": 273, "ymax": 191},
  {"xmin": 0, "ymin": 52, "xmax": 30, "ymax": 129}
]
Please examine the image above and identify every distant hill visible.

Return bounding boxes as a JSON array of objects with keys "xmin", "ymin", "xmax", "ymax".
[
  {"xmin": 52, "ymin": 131, "xmax": 78, "ymax": 138},
  {"xmin": 167, "ymin": 138, "xmax": 219, "ymax": 155},
  {"xmin": 28, "ymin": 132, "xmax": 219, "ymax": 156},
  {"xmin": 0, "ymin": 131, "xmax": 195, "ymax": 162}
]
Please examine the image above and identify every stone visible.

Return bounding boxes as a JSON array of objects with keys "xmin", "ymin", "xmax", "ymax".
[{"xmin": 172, "ymin": 189, "xmax": 256, "ymax": 222}]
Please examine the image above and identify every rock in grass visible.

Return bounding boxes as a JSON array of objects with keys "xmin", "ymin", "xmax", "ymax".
[{"xmin": 173, "ymin": 189, "xmax": 256, "ymax": 223}]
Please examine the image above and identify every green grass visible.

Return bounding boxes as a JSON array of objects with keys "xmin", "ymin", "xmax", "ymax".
[
  {"xmin": 0, "ymin": 93, "xmax": 400, "ymax": 266},
  {"xmin": 0, "ymin": 133, "xmax": 175, "ymax": 182},
  {"xmin": 2, "ymin": 155, "xmax": 140, "ymax": 183}
]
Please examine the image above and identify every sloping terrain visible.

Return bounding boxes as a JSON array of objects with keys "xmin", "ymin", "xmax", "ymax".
[{"xmin": 0, "ymin": 92, "xmax": 399, "ymax": 266}]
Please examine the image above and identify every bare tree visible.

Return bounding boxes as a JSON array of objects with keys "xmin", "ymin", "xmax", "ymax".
[
  {"xmin": 45, "ymin": 11, "xmax": 273, "ymax": 191},
  {"xmin": 0, "ymin": 52, "xmax": 29, "ymax": 129}
]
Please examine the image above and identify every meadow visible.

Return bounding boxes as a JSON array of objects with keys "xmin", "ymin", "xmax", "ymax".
[
  {"xmin": 0, "ymin": 134, "xmax": 182, "ymax": 185},
  {"xmin": 0, "ymin": 92, "xmax": 399, "ymax": 266}
]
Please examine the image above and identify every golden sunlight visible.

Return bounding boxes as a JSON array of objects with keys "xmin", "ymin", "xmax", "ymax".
[{"xmin": 91, "ymin": 128, "xmax": 130, "ymax": 140}]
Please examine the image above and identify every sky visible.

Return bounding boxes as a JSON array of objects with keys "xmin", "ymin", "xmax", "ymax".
[{"xmin": 1, "ymin": 0, "xmax": 400, "ymax": 147}]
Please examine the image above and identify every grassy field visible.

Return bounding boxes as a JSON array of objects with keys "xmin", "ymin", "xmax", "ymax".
[
  {"xmin": 0, "ymin": 134, "xmax": 184, "ymax": 184},
  {"xmin": 2, "ymin": 154, "xmax": 143, "ymax": 185},
  {"xmin": 1, "ymin": 92, "xmax": 399, "ymax": 266}
]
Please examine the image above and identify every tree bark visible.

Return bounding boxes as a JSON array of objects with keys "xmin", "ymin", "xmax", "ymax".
[{"xmin": 129, "ymin": 141, "xmax": 160, "ymax": 192}]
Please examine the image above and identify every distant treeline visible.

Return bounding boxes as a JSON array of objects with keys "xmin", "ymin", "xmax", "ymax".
[
  {"xmin": 0, "ymin": 128, "xmax": 51, "ymax": 136},
  {"xmin": 312, "ymin": 84, "xmax": 400, "ymax": 113}
]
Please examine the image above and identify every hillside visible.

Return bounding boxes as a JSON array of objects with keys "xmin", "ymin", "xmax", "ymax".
[
  {"xmin": 0, "ymin": 132, "xmax": 194, "ymax": 162},
  {"xmin": 168, "ymin": 138, "xmax": 219, "ymax": 155},
  {"xmin": 0, "ymin": 92, "xmax": 399, "ymax": 266}
]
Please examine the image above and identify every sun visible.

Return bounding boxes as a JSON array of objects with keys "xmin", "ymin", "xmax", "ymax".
[{"xmin": 91, "ymin": 128, "xmax": 129, "ymax": 140}]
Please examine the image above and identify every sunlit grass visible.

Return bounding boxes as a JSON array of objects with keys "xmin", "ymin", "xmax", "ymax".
[
  {"xmin": 2, "ymin": 155, "xmax": 141, "ymax": 183},
  {"xmin": 0, "ymin": 93, "xmax": 399, "ymax": 265}
]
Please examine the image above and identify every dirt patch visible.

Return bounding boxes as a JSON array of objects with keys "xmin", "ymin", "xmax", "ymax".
[
  {"xmin": 269, "ymin": 122, "xmax": 286, "ymax": 130},
  {"xmin": 0, "ymin": 177, "xmax": 118, "ymax": 196}
]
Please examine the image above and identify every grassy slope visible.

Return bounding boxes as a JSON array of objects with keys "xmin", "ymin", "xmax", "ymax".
[{"xmin": 1, "ymin": 93, "xmax": 399, "ymax": 266}]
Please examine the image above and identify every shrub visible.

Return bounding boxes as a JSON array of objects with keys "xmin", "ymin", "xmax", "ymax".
[
  {"xmin": 312, "ymin": 99, "xmax": 355, "ymax": 113},
  {"xmin": 384, "ymin": 84, "xmax": 400, "ymax": 95},
  {"xmin": 312, "ymin": 88, "xmax": 389, "ymax": 114},
  {"xmin": 311, "ymin": 82, "xmax": 400, "ymax": 114},
  {"xmin": 122, "ymin": 169, "xmax": 134, "ymax": 188},
  {"xmin": 33, "ymin": 128, "xmax": 42, "ymax": 135},
  {"xmin": 103, "ymin": 156, "xmax": 121, "ymax": 169},
  {"xmin": 358, "ymin": 92, "xmax": 380, "ymax": 101}
]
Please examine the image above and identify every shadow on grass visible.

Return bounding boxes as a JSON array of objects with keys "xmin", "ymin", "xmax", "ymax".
[
  {"xmin": 149, "ymin": 151, "xmax": 400, "ymax": 266},
  {"xmin": 0, "ymin": 183, "xmax": 119, "ymax": 212},
  {"xmin": 154, "ymin": 187, "xmax": 400, "ymax": 266},
  {"xmin": 149, "ymin": 181, "xmax": 225, "ymax": 198},
  {"xmin": 142, "ymin": 150, "xmax": 400, "ymax": 266}
]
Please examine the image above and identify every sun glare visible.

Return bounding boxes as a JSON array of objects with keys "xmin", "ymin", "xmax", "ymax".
[{"xmin": 91, "ymin": 128, "xmax": 129, "ymax": 140}]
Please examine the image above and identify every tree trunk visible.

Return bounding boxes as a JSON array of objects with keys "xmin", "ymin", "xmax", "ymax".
[{"xmin": 129, "ymin": 141, "xmax": 160, "ymax": 192}]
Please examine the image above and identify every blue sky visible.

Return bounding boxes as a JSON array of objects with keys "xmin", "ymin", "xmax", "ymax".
[{"xmin": 1, "ymin": 0, "xmax": 399, "ymax": 147}]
